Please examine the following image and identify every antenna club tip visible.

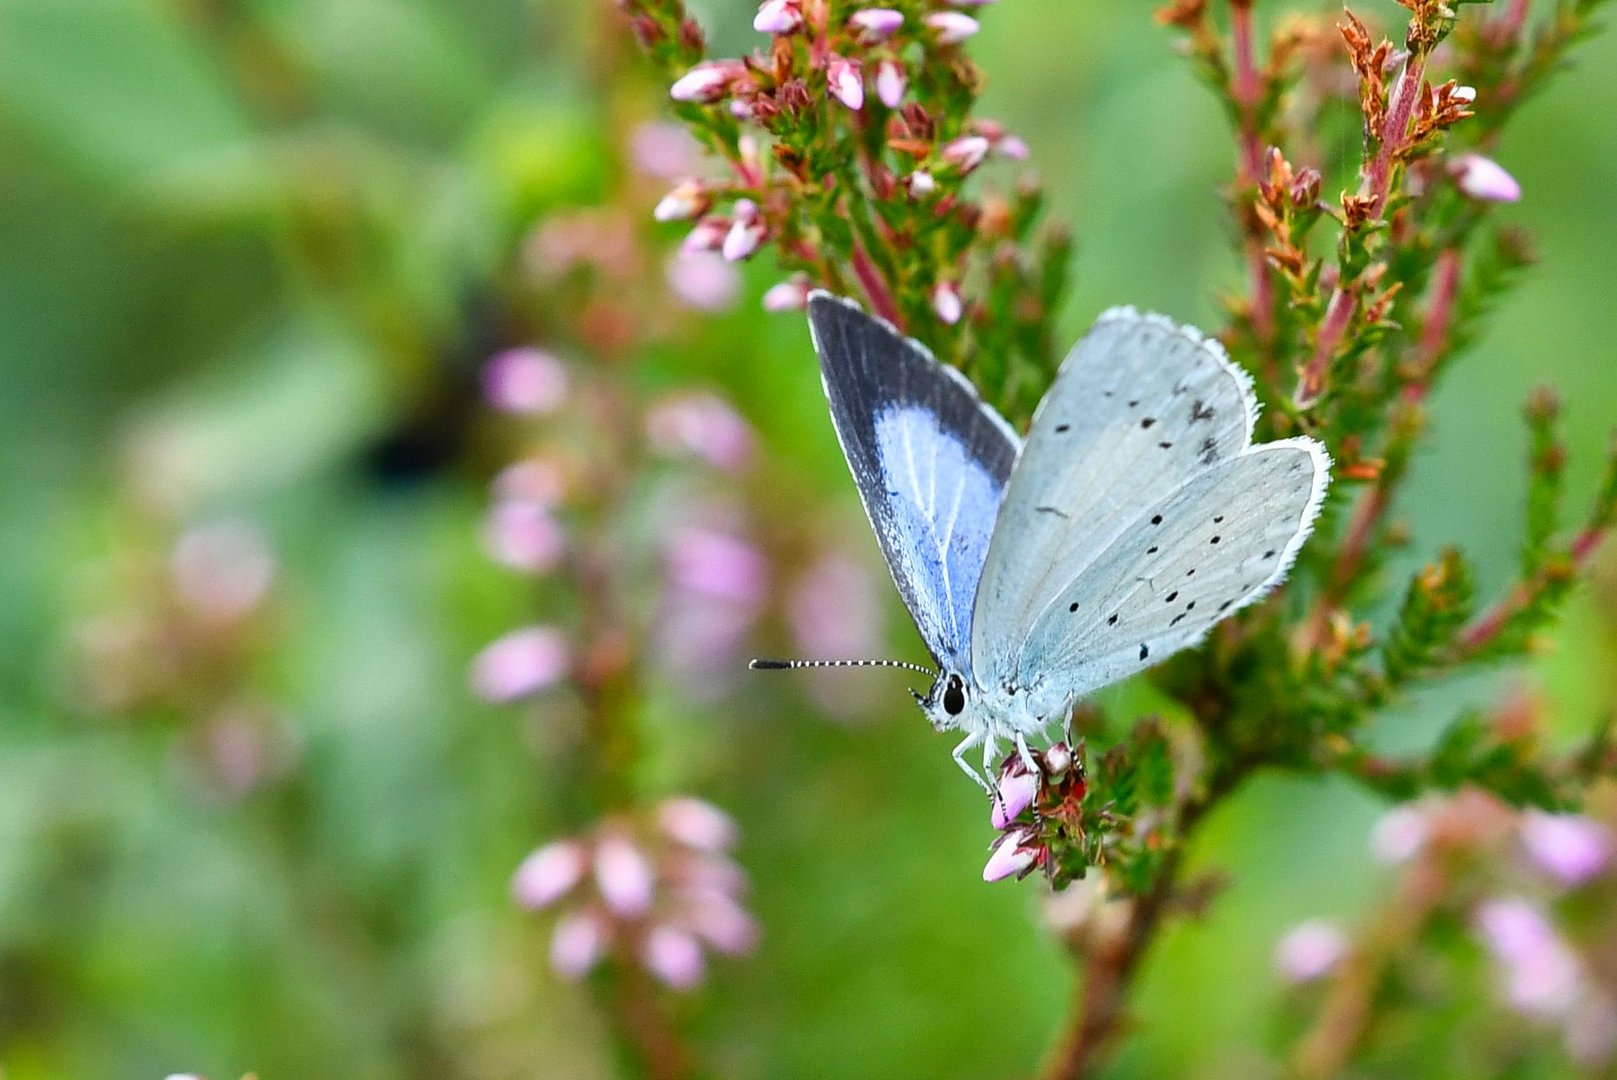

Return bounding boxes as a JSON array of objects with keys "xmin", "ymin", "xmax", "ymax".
[{"xmin": 749, "ymin": 658, "xmax": 790, "ymax": 670}]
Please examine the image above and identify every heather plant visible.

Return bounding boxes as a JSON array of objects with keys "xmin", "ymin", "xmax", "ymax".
[{"xmin": 622, "ymin": 0, "xmax": 1617, "ymax": 1073}]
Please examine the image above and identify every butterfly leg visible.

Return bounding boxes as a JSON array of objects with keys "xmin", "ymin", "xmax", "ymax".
[
  {"xmin": 951, "ymin": 731, "xmax": 992, "ymax": 794},
  {"xmin": 1014, "ymin": 732, "xmax": 1039, "ymax": 776}
]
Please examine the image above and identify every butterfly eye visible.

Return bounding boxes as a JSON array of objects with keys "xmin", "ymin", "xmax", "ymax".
[{"xmin": 943, "ymin": 675, "xmax": 966, "ymax": 716}]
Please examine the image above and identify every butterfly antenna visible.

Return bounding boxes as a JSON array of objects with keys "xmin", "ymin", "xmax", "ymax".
[{"xmin": 748, "ymin": 657, "xmax": 935, "ymax": 676}]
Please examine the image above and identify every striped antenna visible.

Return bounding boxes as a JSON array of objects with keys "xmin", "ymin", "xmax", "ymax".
[{"xmin": 748, "ymin": 658, "xmax": 935, "ymax": 675}]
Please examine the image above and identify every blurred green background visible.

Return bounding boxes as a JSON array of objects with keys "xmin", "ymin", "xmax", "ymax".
[{"xmin": 1, "ymin": 1, "xmax": 1615, "ymax": 1078}]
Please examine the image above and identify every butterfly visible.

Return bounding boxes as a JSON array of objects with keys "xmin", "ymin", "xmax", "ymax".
[{"xmin": 754, "ymin": 292, "xmax": 1329, "ymax": 792}]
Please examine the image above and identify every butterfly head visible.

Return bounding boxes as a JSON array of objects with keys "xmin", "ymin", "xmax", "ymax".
[{"xmin": 916, "ymin": 670, "xmax": 972, "ymax": 733}]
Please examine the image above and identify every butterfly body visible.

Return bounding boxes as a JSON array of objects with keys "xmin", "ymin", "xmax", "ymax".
[{"xmin": 804, "ymin": 292, "xmax": 1329, "ymax": 789}]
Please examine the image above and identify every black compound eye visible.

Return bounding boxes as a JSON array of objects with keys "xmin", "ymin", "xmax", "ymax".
[{"xmin": 942, "ymin": 675, "xmax": 966, "ymax": 716}]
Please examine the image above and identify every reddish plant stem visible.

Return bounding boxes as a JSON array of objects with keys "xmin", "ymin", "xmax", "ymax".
[
  {"xmin": 1459, "ymin": 523, "xmax": 1609, "ymax": 651},
  {"xmin": 1230, "ymin": 2, "xmax": 1275, "ymax": 347},
  {"xmin": 851, "ymin": 240, "xmax": 902, "ymax": 326}
]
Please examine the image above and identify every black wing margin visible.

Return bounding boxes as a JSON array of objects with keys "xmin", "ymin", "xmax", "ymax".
[{"xmin": 806, "ymin": 292, "xmax": 1020, "ymax": 670}]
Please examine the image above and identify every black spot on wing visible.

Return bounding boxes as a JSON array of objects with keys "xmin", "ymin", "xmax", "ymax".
[
  {"xmin": 1036, "ymin": 505, "xmax": 1071, "ymax": 519},
  {"xmin": 1191, "ymin": 399, "xmax": 1215, "ymax": 423}
]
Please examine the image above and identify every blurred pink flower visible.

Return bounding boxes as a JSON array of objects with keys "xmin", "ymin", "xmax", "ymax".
[
  {"xmin": 753, "ymin": 0, "xmax": 801, "ymax": 34},
  {"xmin": 666, "ymin": 251, "xmax": 741, "ymax": 311},
  {"xmin": 1475, "ymin": 896, "xmax": 1582, "ymax": 1017},
  {"xmin": 643, "ymin": 924, "xmax": 706, "ymax": 989},
  {"xmin": 941, "ymin": 134, "xmax": 990, "ymax": 173},
  {"xmin": 512, "ymin": 840, "xmax": 588, "ymax": 909},
  {"xmin": 787, "ymin": 550, "xmax": 884, "ymax": 660},
  {"xmin": 653, "ymin": 179, "xmax": 710, "ymax": 223},
  {"xmin": 170, "ymin": 519, "xmax": 276, "ymax": 625},
  {"xmin": 483, "ymin": 347, "xmax": 568, "ymax": 414},
  {"xmin": 827, "ymin": 57, "xmax": 864, "ymax": 111},
  {"xmin": 1369, "ymin": 803, "xmax": 1429, "ymax": 864},
  {"xmin": 629, "ymin": 121, "xmax": 702, "ymax": 180},
  {"xmin": 483, "ymin": 500, "xmax": 565, "ymax": 573},
  {"xmin": 984, "ymin": 827, "xmax": 1040, "ymax": 882},
  {"xmin": 594, "ymin": 834, "xmax": 656, "ymax": 918},
  {"xmin": 1274, "ymin": 920, "xmax": 1348, "ymax": 983},
  {"xmin": 1452, "ymin": 153, "xmax": 1522, "ymax": 202},
  {"xmin": 721, "ymin": 199, "xmax": 766, "ymax": 261},
  {"xmin": 683, "ymin": 889, "xmax": 759, "ymax": 955},
  {"xmin": 996, "ymin": 134, "xmax": 1030, "ymax": 160},
  {"xmin": 551, "ymin": 910, "xmax": 609, "ymax": 978},
  {"xmin": 762, "ymin": 275, "xmax": 812, "ymax": 312},
  {"xmin": 850, "ymin": 8, "xmax": 903, "ymax": 41},
  {"xmin": 681, "ymin": 215, "xmax": 730, "ymax": 255},
  {"xmin": 645, "ymin": 393, "xmax": 755, "ymax": 472},
  {"xmin": 906, "ymin": 170, "xmax": 936, "ymax": 197},
  {"xmin": 925, "ymin": 11, "xmax": 979, "ymax": 43},
  {"xmin": 1568, "ymin": 993, "xmax": 1617, "ymax": 1066},
  {"xmin": 658, "ymin": 797, "xmax": 740, "ymax": 852},
  {"xmin": 493, "ymin": 456, "xmax": 568, "ymax": 507},
  {"xmin": 931, "ymin": 281, "xmax": 963, "ymax": 324},
  {"xmin": 1521, "ymin": 810, "xmax": 1610, "ymax": 886},
  {"xmin": 875, "ymin": 59, "xmax": 906, "ymax": 109},
  {"xmin": 666, "ymin": 526, "xmax": 768, "ymax": 606},
  {"xmin": 1453, "ymin": 85, "xmax": 1478, "ymax": 103},
  {"xmin": 469, "ymin": 626, "xmax": 571, "ymax": 703},
  {"xmin": 670, "ymin": 62, "xmax": 741, "ymax": 104}
]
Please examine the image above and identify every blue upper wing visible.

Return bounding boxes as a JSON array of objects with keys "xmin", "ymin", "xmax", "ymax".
[{"xmin": 807, "ymin": 293, "xmax": 1021, "ymax": 670}]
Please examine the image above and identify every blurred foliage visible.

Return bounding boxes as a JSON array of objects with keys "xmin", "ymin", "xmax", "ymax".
[{"xmin": 0, "ymin": 1, "xmax": 1614, "ymax": 1079}]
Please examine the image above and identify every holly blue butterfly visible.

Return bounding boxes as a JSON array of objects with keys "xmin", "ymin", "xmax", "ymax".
[{"xmin": 754, "ymin": 292, "xmax": 1330, "ymax": 791}]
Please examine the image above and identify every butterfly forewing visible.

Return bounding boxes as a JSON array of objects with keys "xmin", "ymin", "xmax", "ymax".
[
  {"xmin": 972, "ymin": 309, "xmax": 1282, "ymax": 684},
  {"xmin": 1012, "ymin": 440, "xmax": 1327, "ymax": 695},
  {"xmin": 807, "ymin": 292, "xmax": 1021, "ymax": 670}
]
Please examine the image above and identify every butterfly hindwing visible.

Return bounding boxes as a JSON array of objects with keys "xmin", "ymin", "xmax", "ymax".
[
  {"xmin": 808, "ymin": 292, "xmax": 1020, "ymax": 670},
  {"xmin": 972, "ymin": 307, "xmax": 1327, "ymax": 694}
]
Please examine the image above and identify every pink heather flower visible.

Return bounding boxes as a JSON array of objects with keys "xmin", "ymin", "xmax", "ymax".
[
  {"xmin": 469, "ymin": 626, "xmax": 571, "ymax": 703},
  {"xmin": 1452, "ymin": 153, "xmax": 1522, "ymax": 202},
  {"xmin": 170, "ymin": 519, "xmax": 276, "ymax": 625},
  {"xmin": 1043, "ymin": 743, "xmax": 1074, "ymax": 778},
  {"xmin": 658, "ymin": 797, "xmax": 740, "ymax": 852},
  {"xmin": 762, "ymin": 275, "xmax": 812, "ymax": 312},
  {"xmin": 666, "ymin": 251, "xmax": 741, "ymax": 312},
  {"xmin": 875, "ymin": 59, "xmax": 906, "ymax": 109},
  {"xmin": 827, "ymin": 57, "xmax": 865, "ymax": 111},
  {"xmin": 685, "ymin": 891, "xmax": 759, "ymax": 955},
  {"xmin": 850, "ymin": 8, "xmax": 903, "ymax": 41},
  {"xmin": 666, "ymin": 526, "xmax": 768, "ymax": 606},
  {"xmin": 681, "ymin": 215, "xmax": 730, "ymax": 255},
  {"xmin": 984, "ymin": 827, "xmax": 1039, "ymax": 882},
  {"xmin": 483, "ymin": 346, "xmax": 568, "ymax": 414},
  {"xmin": 991, "ymin": 768, "xmax": 1040, "ymax": 830},
  {"xmin": 729, "ymin": 99, "xmax": 754, "ymax": 120},
  {"xmin": 629, "ymin": 121, "xmax": 701, "ymax": 180},
  {"xmin": 642, "ymin": 924, "xmax": 705, "ymax": 989},
  {"xmin": 483, "ymin": 500, "xmax": 565, "ymax": 573},
  {"xmin": 670, "ymin": 62, "xmax": 738, "ymax": 104},
  {"xmin": 1454, "ymin": 84, "xmax": 1478, "ymax": 103},
  {"xmin": 996, "ymin": 134, "xmax": 1030, "ymax": 161},
  {"xmin": 1370, "ymin": 804, "xmax": 1429, "ymax": 864},
  {"xmin": 1521, "ymin": 810, "xmax": 1611, "ymax": 886},
  {"xmin": 653, "ymin": 179, "xmax": 710, "ymax": 223},
  {"xmin": 931, "ymin": 281, "xmax": 963, "ymax": 324},
  {"xmin": 594, "ymin": 835, "xmax": 656, "ymax": 918},
  {"xmin": 941, "ymin": 134, "xmax": 991, "ymax": 174},
  {"xmin": 493, "ymin": 457, "xmax": 567, "ymax": 507},
  {"xmin": 925, "ymin": 11, "xmax": 980, "ymax": 44},
  {"xmin": 550, "ymin": 910, "xmax": 608, "ymax": 978},
  {"xmin": 1475, "ymin": 896, "xmax": 1582, "ymax": 1017},
  {"xmin": 1274, "ymin": 920, "xmax": 1348, "ymax": 983},
  {"xmin": 753, "ymin": 0, "xmax": 801, "ymax": 34},
  {"xmin": 721, "ymin": 199, "xmax": 766, "ymax": 261},
  {"xmin": 512, "ymin": 840, "xmax": 587, "ymax": 909},
  {"xmin": 645, "ymin": 392, "xmax": 755, "ymax": 472},
  {"xmin": 787, "ymin": 551, "xmax": 883, "ymax": 660},
  {"xmin": 1568, "ymin": 993, "xmax": 1617, "ymax": 1066},
  {"xmin": 906, "ymin": 170, "xmax": 936, "ymax": 197}
]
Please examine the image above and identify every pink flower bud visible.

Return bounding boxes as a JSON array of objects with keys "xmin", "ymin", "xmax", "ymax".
[
  {"xmin": 1274, "ymin": 920, "xmax": 1347, "ymax": 983},
  {"xmin": 470, "ymin": 626, "xmax": 571, "ymax": 703},
  {"xmin": 666, "ymin": 251, "xmax": 741, "ymax": 312},
  {"xmin": 983, "ymin": 828, "xmax": 1039, "ymax": 882},
  {"xmin": 721, "ymin": 199, "xmax": 766, "ymax": 261},
  {"xmin": 925, "ymin": 11, "xmax": 979, "ymax": 44},
  {"xmin": 941, "ymin": 134, "xmax": 990, "ymax": 173},
  {"xmin": 991, "ymin": 769, "xmax": 1039, "ymax": 829},
  {"xmin": 483, "ymin": 346, "xmax": 568, "ymax": 414},
  {"xmin": 1521, "ymin": 810, "xmax": 1610, "ymax": 887},
  {"xmin": 753, "ymin": 0, "xmax": 801, "ymax": 34},
  {"xmin": 762, "ymin": 275, "xmax": 812, "ymax": 312},
  {"xmin": 827, "ymin": 57, "xmax": 864, "ymax": 111},
  {"xmin": 512, "ymin": 840, "xmax": 587, "ymax": 909},
  {"xmin": 1453, "ymin": 84, "xmax": 1477, "ymax": 103},
  {"xmin": 645, "ymin": 392, "xmax": 755, "ymax": 472},
  {"xmin": 875, "ymin": 59, "xmax": 906, "ymax": 108},
  {"xmin": 996, "ymin": 134, "xmax": 1030, "ymax": 161},
  {"xmin": 729, "ymin": 98, "xmax": 754, "ymax": 120},
  {"xmin": 931, "ymin": 281, "xmax": 963, "ymax": 325},
  {"xmin": 594, "ymin": 835, "xmax": 656, "ymax": 918},
  {"xmin": 653, "ymin": 179, "xmax": 710, "ymax": 223},
  {"xmin": 170, "ymin": 520, "xmax": 276, "ymax": 625},
  {"xmin": 550, "ymin": 910, "xmax": 608, "ymax": 978},
  {"xmin": 483, "ymin": 500, "xmax": 565, "ymax": 573},
  {"xmin": 1043, "ymin": 742, "xmax": 1073, "ymax": 778},
  {"xmin": 659, "ymin": 797, "xmax": 741, "ymax": 852},
  {"xmin": 686, "ymin": 892, "xmax": 759, "ymax": 955},
  {"xmin": 1369, "ymin": 804, "xmax": 1428, "ymax": 864},
  {"xmin": 681, "ymin": 215, "xmax": 730, "ymax": 255},
  {"xmin": 850, "ymin": 7, "xmax": 904, "ymax": 41},
  {"xmin": 1452, "ymin": 153, "xmax": 1521, "ymax": 202},
  {"xmin": 670, "ymin": 62, "xmax": 738, "ymax": 104},
  {"xmin": 1475, "ymin": 896, "xmax": 1582, "ymax": 1017},
  {"xmin": 643, "ymin": 924, "xmax": 706, "ymax": 989},
  {"xmin": 905, "ymin": 170, "xmax": 936, "ymax": 197}
]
